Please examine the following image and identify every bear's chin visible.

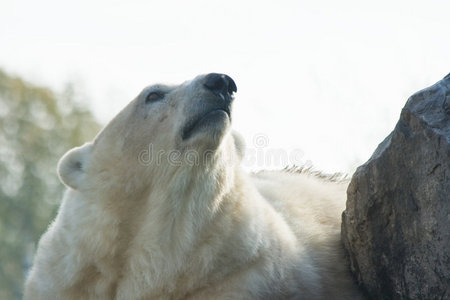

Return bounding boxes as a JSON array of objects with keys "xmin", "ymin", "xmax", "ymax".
[{"xmin": 181, "ymin": 109, "xmax": 231, "ymax": 148}]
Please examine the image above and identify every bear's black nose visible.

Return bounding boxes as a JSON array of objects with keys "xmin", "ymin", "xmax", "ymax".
[{"xmin": 203, "ymin": 73, "xmax": 237, "ymax": 100}]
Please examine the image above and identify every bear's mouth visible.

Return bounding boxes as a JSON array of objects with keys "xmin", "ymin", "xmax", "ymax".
[{"xmin": 182, "ymin": 107, "xmax": 231, "ymax": 140}]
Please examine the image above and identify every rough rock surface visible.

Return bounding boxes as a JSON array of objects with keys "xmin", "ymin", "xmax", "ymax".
[{"xmin": 342, "ymin": 74, "xmax": 450, "ymax": 299}]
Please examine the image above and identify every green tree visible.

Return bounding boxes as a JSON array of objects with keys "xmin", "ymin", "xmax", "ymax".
[{"xmin": 0, "ymin": 69, "xmax": 101, "ymax": 299}]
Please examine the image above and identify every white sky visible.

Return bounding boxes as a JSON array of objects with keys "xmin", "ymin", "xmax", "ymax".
[{"xmin": 1, "ymin": 0, "xmax": 449, "ymax": 173}]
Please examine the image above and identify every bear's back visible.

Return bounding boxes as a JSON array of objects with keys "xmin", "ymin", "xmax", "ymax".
[{"xmin": 251, "ymin": 171, "xmax": 362, "ymax": 299}]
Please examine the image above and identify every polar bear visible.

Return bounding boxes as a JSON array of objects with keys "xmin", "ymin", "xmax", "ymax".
[{"xmin": 24, "ymin": 73, "xmax": 362, "ymax": 299}]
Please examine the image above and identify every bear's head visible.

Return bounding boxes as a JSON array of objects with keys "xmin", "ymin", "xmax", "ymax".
[{"xmin": 57, "ymin": 73, "xmax": 244, "ymax": 197}]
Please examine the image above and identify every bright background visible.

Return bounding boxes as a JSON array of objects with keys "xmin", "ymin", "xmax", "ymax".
[{"xmin": 1, "ymin": 0, "xmax": 449, "ymax": 173}]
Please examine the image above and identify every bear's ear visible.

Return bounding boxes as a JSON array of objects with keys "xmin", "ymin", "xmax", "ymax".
[
  {"xmin": 231, "ymin": 130, "xmax": 246, "ymax": 161},
  {"xmin": 57, "ymin": 143, "xmax": 93, "ymax": 190}
]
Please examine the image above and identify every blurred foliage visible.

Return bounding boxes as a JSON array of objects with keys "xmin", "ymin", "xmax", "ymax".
[{"xmin": 0, "ymin": 69, "xmax": 101, "ymax": 299}]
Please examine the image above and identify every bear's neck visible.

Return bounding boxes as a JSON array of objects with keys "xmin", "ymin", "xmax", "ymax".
[
  {"xmin": 147, "ymin": 154, "xmax": 239, "ymax": 250},
  {"xmin": 138, "ymin": 161, "xmax": 269, "ymax": 290}
]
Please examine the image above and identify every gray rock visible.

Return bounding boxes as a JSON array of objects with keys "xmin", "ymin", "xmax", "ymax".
[{"xmin": 342, "ymin": 74, "xmax": 450, "ymax": 299}]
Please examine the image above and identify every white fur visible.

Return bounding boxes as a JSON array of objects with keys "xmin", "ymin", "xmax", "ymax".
[{"xmin": 24, "ymin": 75, "xmax": 362, "ymax": 299}]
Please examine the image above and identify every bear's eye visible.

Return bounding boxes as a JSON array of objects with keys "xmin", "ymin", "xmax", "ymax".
[{"xmin": 145, "ymin": 91, "xmax": 164, "ymax": 103}]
